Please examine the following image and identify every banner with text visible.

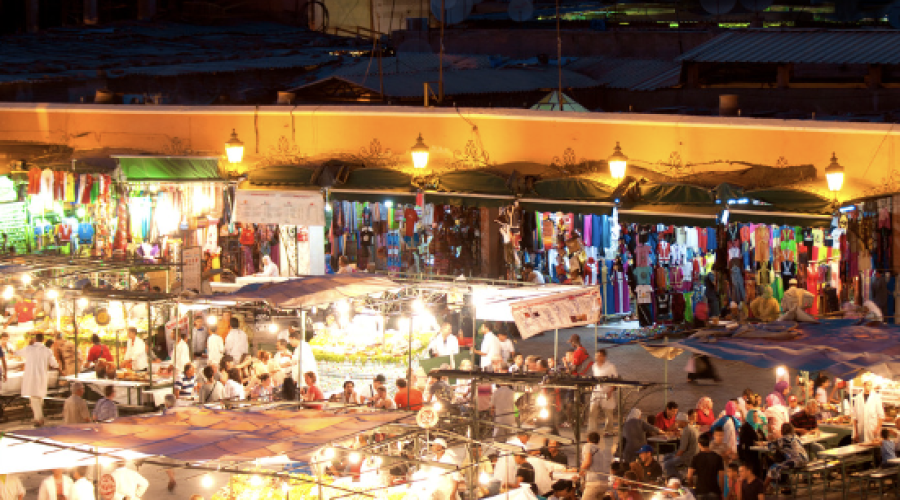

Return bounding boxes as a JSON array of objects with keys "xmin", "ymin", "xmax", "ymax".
[
  {"xmin": 233, "ymin": 190, "xmax": 325, "ymax": 226},
  {"xmin": 510, "ymin": 288, "xmax": 603, "ymax": 339}
]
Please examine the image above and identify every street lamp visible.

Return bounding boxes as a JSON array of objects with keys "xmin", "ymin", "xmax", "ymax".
[
  {"xmin": 825, "ymin": 152, "xmax": 845, "ymax": 194},
  {"xmin": 608, "ymin": 142, "xmax": 628, "ymax": 180},
  {"xmin": 225, "ymin": 129, "xmax": 244, "ymax": 164},
  {"xmin": 410, "ymin": 133, "xmax": 430, "ymax": 169}
]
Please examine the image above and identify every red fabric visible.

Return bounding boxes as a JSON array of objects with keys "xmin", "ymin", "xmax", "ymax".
[
  {"xmin": 88, "ymin": 344, "xmax": 114, "ymax": 363},
  {"xmin": 394, "ymin": 388, "xmax": 423, "ymax": 410},
  {"xmin": 696, "ymin": 409, "xmax": 716, "ymax": 427},
  {"xmin": 655, "ymin": 411, "xmax": 677, "ymax": 431},
  {"xmin": 240, "ymin": 227, "xmax": 255, "ymax": 245},
  {"xmin": 306, "ymin": 385, "xmax": 324, "ymax": 401},
  {"xmin": 58, "ymin": 224, "xmax": 72, "ymax": 242},
  {"xmin": 80, "ymin": 174, "xmax": 94, "ymax": 204},
  {"xmin": 27, "ymin": 167, "xmax": 41, "ymax": 195},
  {"xmin": 404, "ymin": 207, "xmax": 418, "ymax": 237},
  {"xmin": 14, "ymin": 301, "xmax": 36, "ymax": 322}
]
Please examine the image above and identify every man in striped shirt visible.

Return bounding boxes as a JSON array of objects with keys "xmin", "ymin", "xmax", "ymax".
[{"xmin": 174, "ymin": 363, "xmax": 197, "ymax": 399}]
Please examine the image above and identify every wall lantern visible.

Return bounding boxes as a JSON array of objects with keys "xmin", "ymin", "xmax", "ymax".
[
  {"xmin": 225, "ymin": 129, "xmax": 244, "ymax": 164},
  {"xmin": 825, "ymin": 152, "xmax": 845, "ymax": 194},
  {"xmin": 608, "ymin": 142, "xmax": 628, "ymax": 180},
  {"xmin": 411, "ymin": 133, "xmax": 430, "ymax": 169}
]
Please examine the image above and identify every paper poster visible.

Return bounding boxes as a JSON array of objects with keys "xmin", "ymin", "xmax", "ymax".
[
  {"xmin": 182, "ymin": 246, "xmax": 202, "ymax": 292},
  {"xmin": 510, "ymin": 288, "xmax": 602, "ymax": 339},
  {"xmin": 233, "ymin": 190, "xmax": 325, "ymax": 226}
]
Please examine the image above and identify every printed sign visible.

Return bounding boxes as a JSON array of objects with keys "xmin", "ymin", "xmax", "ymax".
[
  {"xmin": 99, "ymin": 473, "xmax": 116, "ymax": 500},
  {"xmin": 182, "ymin": 246, "xmax": 202, "ymax": 292},
  {"xmin": 510, "ymin": 288, "xmax": 603, "ymax": 339},
  {"xmin": 417, "ymin": 407, "xmax": 440, "ymax": 428},
  {"xmin": 233, "ymin": 190, "xmax": 325, "ymax": 226}
]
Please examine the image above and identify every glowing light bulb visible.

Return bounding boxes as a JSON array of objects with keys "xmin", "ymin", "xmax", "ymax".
[
  {"xmin": 336, "ymin": 301, "xmax": 350, "ymax": 314},
  {"xmin": 776, "ymin": 366, "xmax": 788, "ymax": 378},
  {"xmin": 433, "ymin": 401, "xmax": 442, "ymax": 412},
  {"xmin": 2, "ymin": 286, "xmax": 13, "ymax": 300},
  {"xmin": 46, "ymin": 289, "xmax": 58, "ymax": 300},
  {"xmin": 250, "ymin": 475, "xmax": 262, "ymax": 487},
  {"xmin": 201, "ymin": 474, "xmax": 213, "ymax": 488},
  {"xmin": 324, "ymin": 448, "xmax": 335, "ymax": 460},
  {"xmin": 269, "ymin": 323, "xmax": 278, "ymax": 333},
  {"xmin": 412, "ymin": 299, "xmax": 425, "ymax": 313},
  {"xmin": 349, "ymin": 452, "xmax": 361, "ymax": 464},
  {"xmin": 536, "ymin": 394, "xmax": 548, "ymax": 407},
  {"xmin": 539, "ymin": 408, "xmax": 549, "ymax": 419},
  {"xmin": 479, "ymin": 472, "xmax": 491, "ymax": 485},
  {"xmin": 206, "ymin": 315, "xmax": 217, "ymax": 326},
  {"xmin": 281, "ymin": 481, "xmax": 289, "ymax": 493},
  {"xmin": 77, "ymin": 298, "xmax": 88, "ymax": 308},
  {"xmin": 21, "ymin": 274, "xmax": 31, "ymax": 285}
]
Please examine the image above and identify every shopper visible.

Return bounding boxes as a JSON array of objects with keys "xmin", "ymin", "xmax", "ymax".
[
  {"xmin": 38, "ymin": 469, "xmax": 73, "ymax": 500},
  {"xmin": 93, "ymin": 385, "xmax": 118, "ymax": 422},
  {"xmin": 790, "ymin": 401, "xmax": 825, "ymax": 456},
  {"xmin": 621, "ymin": 408, "xmax": 663, "ymax": 464},
  {"xmin": 224, "ymin": 317, "xmax": 248, "ymax": 361},
  {"xmin": 111, "ymin": 462, "xmax": 149, "ymax": 500},
  {"xmin": 590, "ymin": 349, "xmax": 618, "ymax": 436},
  {"xmin": 223, "ymin": 368, "xmax": 245, "ymax": 400},
  {"xmin": 686, "ymin": 433, "xmax": 725, "ymax": 500},
  {"xmin": 491, "ymin": 383, "xmax": 515, "ymax": 439},
  {"xmin": 21, "ymin": 333, "xmax": 58, "ymax": 427},
  {"xmin": 738, "ymin": 461, "xmax": 765, "ymax": 500},
  {"xmin": 695, "ymin": 397, "xmax": 716, "ymax": 427},
  {"xmin": 68, "ymin": 467, "xmax": 94, "ymax": 500},
  {"xmin": 83, "ymin": 333, "xmax": 113, "ymax": 370},
  {"xmin": 123, "ymin": 327, "xmax": 148, "ymax": 371},
  {"xmin": 63, "ymin": 382, "xmax": 92, "ymax": 424},
  {"xmin": 579, "ymin": 431, "xmax": 610, "ymax": 500},
  {"xmin": 663, "ymin": 409, "xmax": 699, "ymax": 479},
  {"xmin": 207, "ymin": 328, "xmax": 224, "ymax": 369}
]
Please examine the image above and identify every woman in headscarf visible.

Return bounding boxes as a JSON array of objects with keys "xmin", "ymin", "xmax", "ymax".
[
  {"xmin": 621, "ymin": 408, "xmax": 663, "ymax": 464},
  {"xmin": 695, "ymin": 397, "xmax": 716, "ymax": 428},
  {"xmin": 768, "ymin": 381, "xmax": 790, "ymax": 407},
  {"xmin": 739, "ymin": 393, "xmax": 767, "ymax": 477},
  {"xmin": 711, "ymin": 401, "xmax": 740, "ymax": 455},
  {"xmin": 764, "ymin": 393, "xmax": 790, "ymax": 440}
]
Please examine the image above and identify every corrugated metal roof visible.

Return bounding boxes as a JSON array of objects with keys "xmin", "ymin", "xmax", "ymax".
[
  {"xmin": 677, "ymin": 30, "xmax": 900, "ymax": 65},
  {"xmin": 292, "ymin": 67, "xmax": 598, "ymax": 97},
  {"xmin": 569, "ymin": 57, "xmax": 681, "ymax": 91},
  {"xmin": 331, "ymin": 54, "xmax": 493, "ymax": 77}
]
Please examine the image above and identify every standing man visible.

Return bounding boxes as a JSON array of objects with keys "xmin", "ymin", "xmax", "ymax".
[
  {"xmin": 223, "ymin": 317, "xmax": 248, "ymax": 361},
  {"xmin": 21, "ymin": 333, "xmax": 58, "ymax": 427},
  {"xmin": 111, "ymin": 462, "xmax": 149, "ymax": 500},
  {"xmin": 579, "ymin": 431, "xmax": 610, "ymax": 500},
  {"xmin": 428, "ymin": 323, "xmax": 460, "ymax": 358},
  {"xmin": 192, "ymin": 316, "xmax": 208, "ymax": 357},
  {"xmin": 68, "ymin": 467, "xmax": 94, "ymax": 500},
  {"xmin": 497, "ymin": 331, "xmax": 515, "ymax": 364},
  {"xmin": 63, "ymin": 382, "xmax": 92, "ymax": 424},
  {"xmin": 216, "ymin": 311, "xmax": 232, "ymax": 339},
  {"xmin": 852, "ymin": 374, "xmax": 885, "ymax": 443},
  {"xmin": 174, "ymin": 363, "xmax": 198, "ymax": 399},
  {"xmin": 52, "ymin": 332, "xmax": 78, "ymax": 377},
  {"xmin": 663, "ymin": 409, "xmax": 700, "ymax": 478},
  {"xmin": 589, "ymin": 349, "xmax": 618, "ymax": 436},
  {"xmin": 491, "ymin": 383, "xmax": 516, "ymax": 439},
  {"xmin": 207, "ymin": 327, "xmax": 224, "ymax": 369},
  {"xmin": 567, "ymin": 334, "xmax": 592, "ymax": 375},
  {"xmin": 123, "ymin": 327, "xmax": 148, "ymax": 371},
  {"xmin": 0, "ymin": 474, "xmax": 25, "ymax": 500},
  {"xmin": 475, "ymin": 323, "xmax": 502, "ymax": 370},
  {"xmin": 686, "ymin": 433, "xmax": 725, "ymax": 500},
  {"xmin": 277, "ymin": 321, "xmax": 300, "ymax": 344},
  {"xmin": 289, "ymin": 331, "xmax": 318, "ymax": 392},
  {"xmin": 172, "ymin": 331, "xmax": 191, "ymax": 372}
]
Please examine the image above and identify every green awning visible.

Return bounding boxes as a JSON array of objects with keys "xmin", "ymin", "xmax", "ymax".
[
  {"xmin": 436, "ymin": 171, "xmax": 512, "ymax": 195},
  {"xmin": 619, "ymin": 204, "xmax": 719, "ymax": 226},
  {"xmin": 745, "ymin": 188, "xmax": 832, "ymax": 214},
  {"xmin": 341, "ymin": 168, "xmax": 413, "ymax": 192},
  {"xmin": 727, "ymin": 207, "xmax": 833, "ymax": 228},
  {"xmin": 425, "ymin": 192, "xmax": 513, "ymax": 208},
  {"xmin": 249, "ymin": 165, "xmax": 315, "ymax": 186},
  {"xmin": 640, "ymin": 182, "xmax": 714, "ymax": 205},
  {"xmin": 518, "ymin": 198, "xmax": 614, "ymax": 216},
  {"xmin": 117, "ymin": 157, "xmax": 221, "ymax": 181},
  {"xmin": 532, "ymin": 178, "xmax": 613, "ymax": 201}
]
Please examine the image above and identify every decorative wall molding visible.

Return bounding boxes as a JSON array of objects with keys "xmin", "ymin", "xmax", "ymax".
[{"xmin": 257, "ymin": 136, "xmax": 310, "ymax": 167}]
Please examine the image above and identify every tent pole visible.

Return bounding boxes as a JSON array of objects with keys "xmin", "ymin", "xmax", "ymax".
[
  {"xmin": 554, "ymin": 328, "xmax": 558, "ymax": 363},
  {"xmin": 617, "ymin": 385, "xmax": 623, "ymax": 457},
  {"xmin": 664, "ymin": 336, "xmax": 668, "ymax": 397}
]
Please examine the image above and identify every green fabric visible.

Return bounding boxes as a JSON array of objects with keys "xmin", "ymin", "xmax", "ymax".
[
  {"xmin": 727, "ymin": 208, "xmax": 832, "ymax": 228},
  {"xmin": 640, "ymin": 182, "xmax": 715, "ymax": 205},
  {"xmin": 519, "ymin": 200, "xmax": 613, "ymax": 216},
  {"xmin": 330, "ymin": 191, "xmax": 415, "ymax": 204},
  {"xmin": 342, "ymin": 168, "xmax": 413, "ymax": 192},
  {"xmin": 425, "ymin": 193, "xmax": 510, "ymax": 208},
  {"xmin": 249, "ymin": 165, "xmax": 315, "ymax": 186},
  {"xmin": 437, "ymin": 170, "xmax": 512, "ymax": 195},
  {"xmin": 619, "ymin": 204, "xmax": 718, "ymax": 225},
  {"xmin": 745, "ymin": 188, "xmax": 832, "ymax": 214},
  {"xmin": 714, "ymin": 183, "xmax": 745, "ymax": 203},
  {"xmin": 532, "ymin": 178, "xmax": 613, "ymax": 200},
  {"xmin": 118, "ymin": 157, "xmax": 221, "ymax": 181}
]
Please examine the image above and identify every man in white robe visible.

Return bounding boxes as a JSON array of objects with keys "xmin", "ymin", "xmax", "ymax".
[{"xmin": 21, "ymin": 333, "xmax": 58, "ymax": 426}]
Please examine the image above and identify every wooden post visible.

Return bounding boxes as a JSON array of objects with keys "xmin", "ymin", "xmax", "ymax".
[
  {"xmin": 866, "ymin": 64, "xmax": 883, "ymax": 90},
  {"xmin": 777, "ymin": 64, "xmax": 792, "ymax": 89}
]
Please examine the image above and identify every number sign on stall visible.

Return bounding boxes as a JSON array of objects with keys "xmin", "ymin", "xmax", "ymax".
[{"xmin": 233, "ymin": 190, "xmax": 325, "ymax": 226}]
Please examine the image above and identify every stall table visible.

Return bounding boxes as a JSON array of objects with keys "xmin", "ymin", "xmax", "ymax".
[
  {"xmin": 748, "ymin": 432, "xmax": 838, "ymax": 452},
  {"xmin": 648, "ymin": 434, "xmax": 680, "ymax": 456},
  {"xmin": 61, "ymin": 373, "xmax": 166, "ymax": 406},
  {"xmin": 817, "ymin": 443, "xmax": 877, "ymax": 500}
]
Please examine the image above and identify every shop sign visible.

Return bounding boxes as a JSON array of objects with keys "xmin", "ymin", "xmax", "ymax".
[
  {"xmin": 99, "ymin": 473, "xmax": 116, "ymax": 500},
  {"xmin": 0, "ymin": 176, "xmax": 16, "ymax": 203},
  {"xmin": 416, "ymin": 407, "xmax": 439, "ymax": 428},
  {"xmin": 234, "ymin": 190, "xmax": 325, "ymax": 226},
  {"xmin": 297, "ymin": 226, "xmax": 309, "ymax": 242},
  {"xmin": 510, "ymin": 288, "xmax": 603, "ymax": 339},
  {"xmin": 182, "ymin": 246, "xmax": 202, "ymax": 292}
]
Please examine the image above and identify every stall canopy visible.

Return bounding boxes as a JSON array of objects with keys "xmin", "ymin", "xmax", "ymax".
[
  {"xmin": 201, "ymin": 274, "xmax": 401, "ymax": 309},
  {"xmin": 5, "ymin": 407, "xmax": 411, "ymax": 471},
  {"xmin": 670, "ymin": 319, "xmax": 900, "ymax": 379},
  {"xmin": 115, "ymin": 156, "xmax": 222, "ymax": 182},
  {"xmin": 473, "ymin": 285, "xmax": 602, "ymax": 338},
  {"xmin": 249, "ymin": 165, "xmax": 316, "ymax": 187}
]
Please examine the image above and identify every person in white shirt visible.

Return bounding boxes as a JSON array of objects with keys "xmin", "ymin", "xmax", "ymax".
[
  {"xmin": 273, "ymin": 339, "xmax": 293, "ymax": 384},
  {"xmin": 371, "ymin": 385, "xmax": 397, "ymax": 409},
  {"xmin": 427, "ymin": 323, "xmax": 460, "ymax": 358},
  {"xmin": 207, "ymin": 329, "xmax": 224, "ymax": 368},
  {"xmin": 67, "ymin": 467, "xmax": 94, "ymax": 500},
  {"xmin": 475, "ymin": 324, "xmax": 502, "ymax": 370},
  {"xmin": 172, "ymin": 331, "xmax": 191, "ymax": 372},
  {"xmin": 0, "ymin": 474, "xmax": 25, "ymax": 500},
  {"xmin": 276, "ymin": 321, "xmax": 299, "ymax": 344},
  {"xmin": 289, "ymin": 332, "xmax": 318, "ymax": 388},
  {"xmin": 111, "ymin": 463, "xmax": 149, "ymax": 500},
  {"xmin": 257, "ymin": 255, "xmax": 280, "ymax": 277},
  {"xmin": 522, "ymin": 263, "xmax": 545, "ymax": 285},
  {"xmin": 497, "ymin": 331, "xmax": 515, "ymax": 364},
  {"xmin": 38, "ymin": 469, "xmax": 73, "ymax": 500},
  {"xmin": 21, "ymin": 333, "xmax": 59, "ymax": 426},
  {"xmin": 191, "ymin": 317, "xmax": 208, "ymax": 356},
  {"xmin": 123, "ymin": 327, "xmax": 148, "ymax": 371},
  {"xmin": 223, "ymin": 317, "xmax": 248, "ymax": 361},
  {"xmin": 223, "ymin": 368, "xmax": 245, "ymax": 400},
  {"xmin": 589, "ymin": 349, "xmax": 618, "ymax": 435}
]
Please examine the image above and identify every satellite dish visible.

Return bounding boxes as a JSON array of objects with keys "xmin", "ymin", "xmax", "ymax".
[
  {"xmin": 508, "ymin": 0, "xmax": 534, "ymax": 21},
  {"xmin": 888, "ymin": 4, "xmax": 900, "ymax": 29},
  {"xmin": 740, "ymin": 0, "xmax": 771, "ymax": 11},
  {"xmin": 701, "ymin": 0, "xmax": 735, "ymax": 15},
  {"xmin": 431, "ymin": 0, "xmax": 472, "ymax": 24}
]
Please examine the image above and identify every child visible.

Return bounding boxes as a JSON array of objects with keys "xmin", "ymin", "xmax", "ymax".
[
  {"xmin": 710, "ymin": 428, "xmax": 734, "ymax": 464},
  {"xmin": 724, "ymin": 462, "xmax": 740, "ymax": 499},
  {"xmin": 881, "ymin": 428, "xmax": 897, "ymax": 463}
]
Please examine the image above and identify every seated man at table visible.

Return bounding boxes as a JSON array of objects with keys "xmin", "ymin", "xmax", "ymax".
[
  {"xmin": 656, "ymin": 402, "xmax": 680, "ymax": 432},
  {"xmin": 540, "ymin": 439, "xmax": 569, "ymax": 466},
  {"xmin": 789, "ymin": 401, "xmax": 825, "ymax": 456},
  {"xmin": 92, "ymin": 385, "xmax": 118, "ymax": 422},
  {"xmin": 664, "ymin": 409, "xmax": 700, "ymax": 479},
  {"xmin": 630, "ymin": 444, "xmax": 663, "ymax": 485}
]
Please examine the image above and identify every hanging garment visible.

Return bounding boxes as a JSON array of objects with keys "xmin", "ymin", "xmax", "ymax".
[{"xmin": 730, "ymin": 266, "xmax": 747, "ymax": 304}]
